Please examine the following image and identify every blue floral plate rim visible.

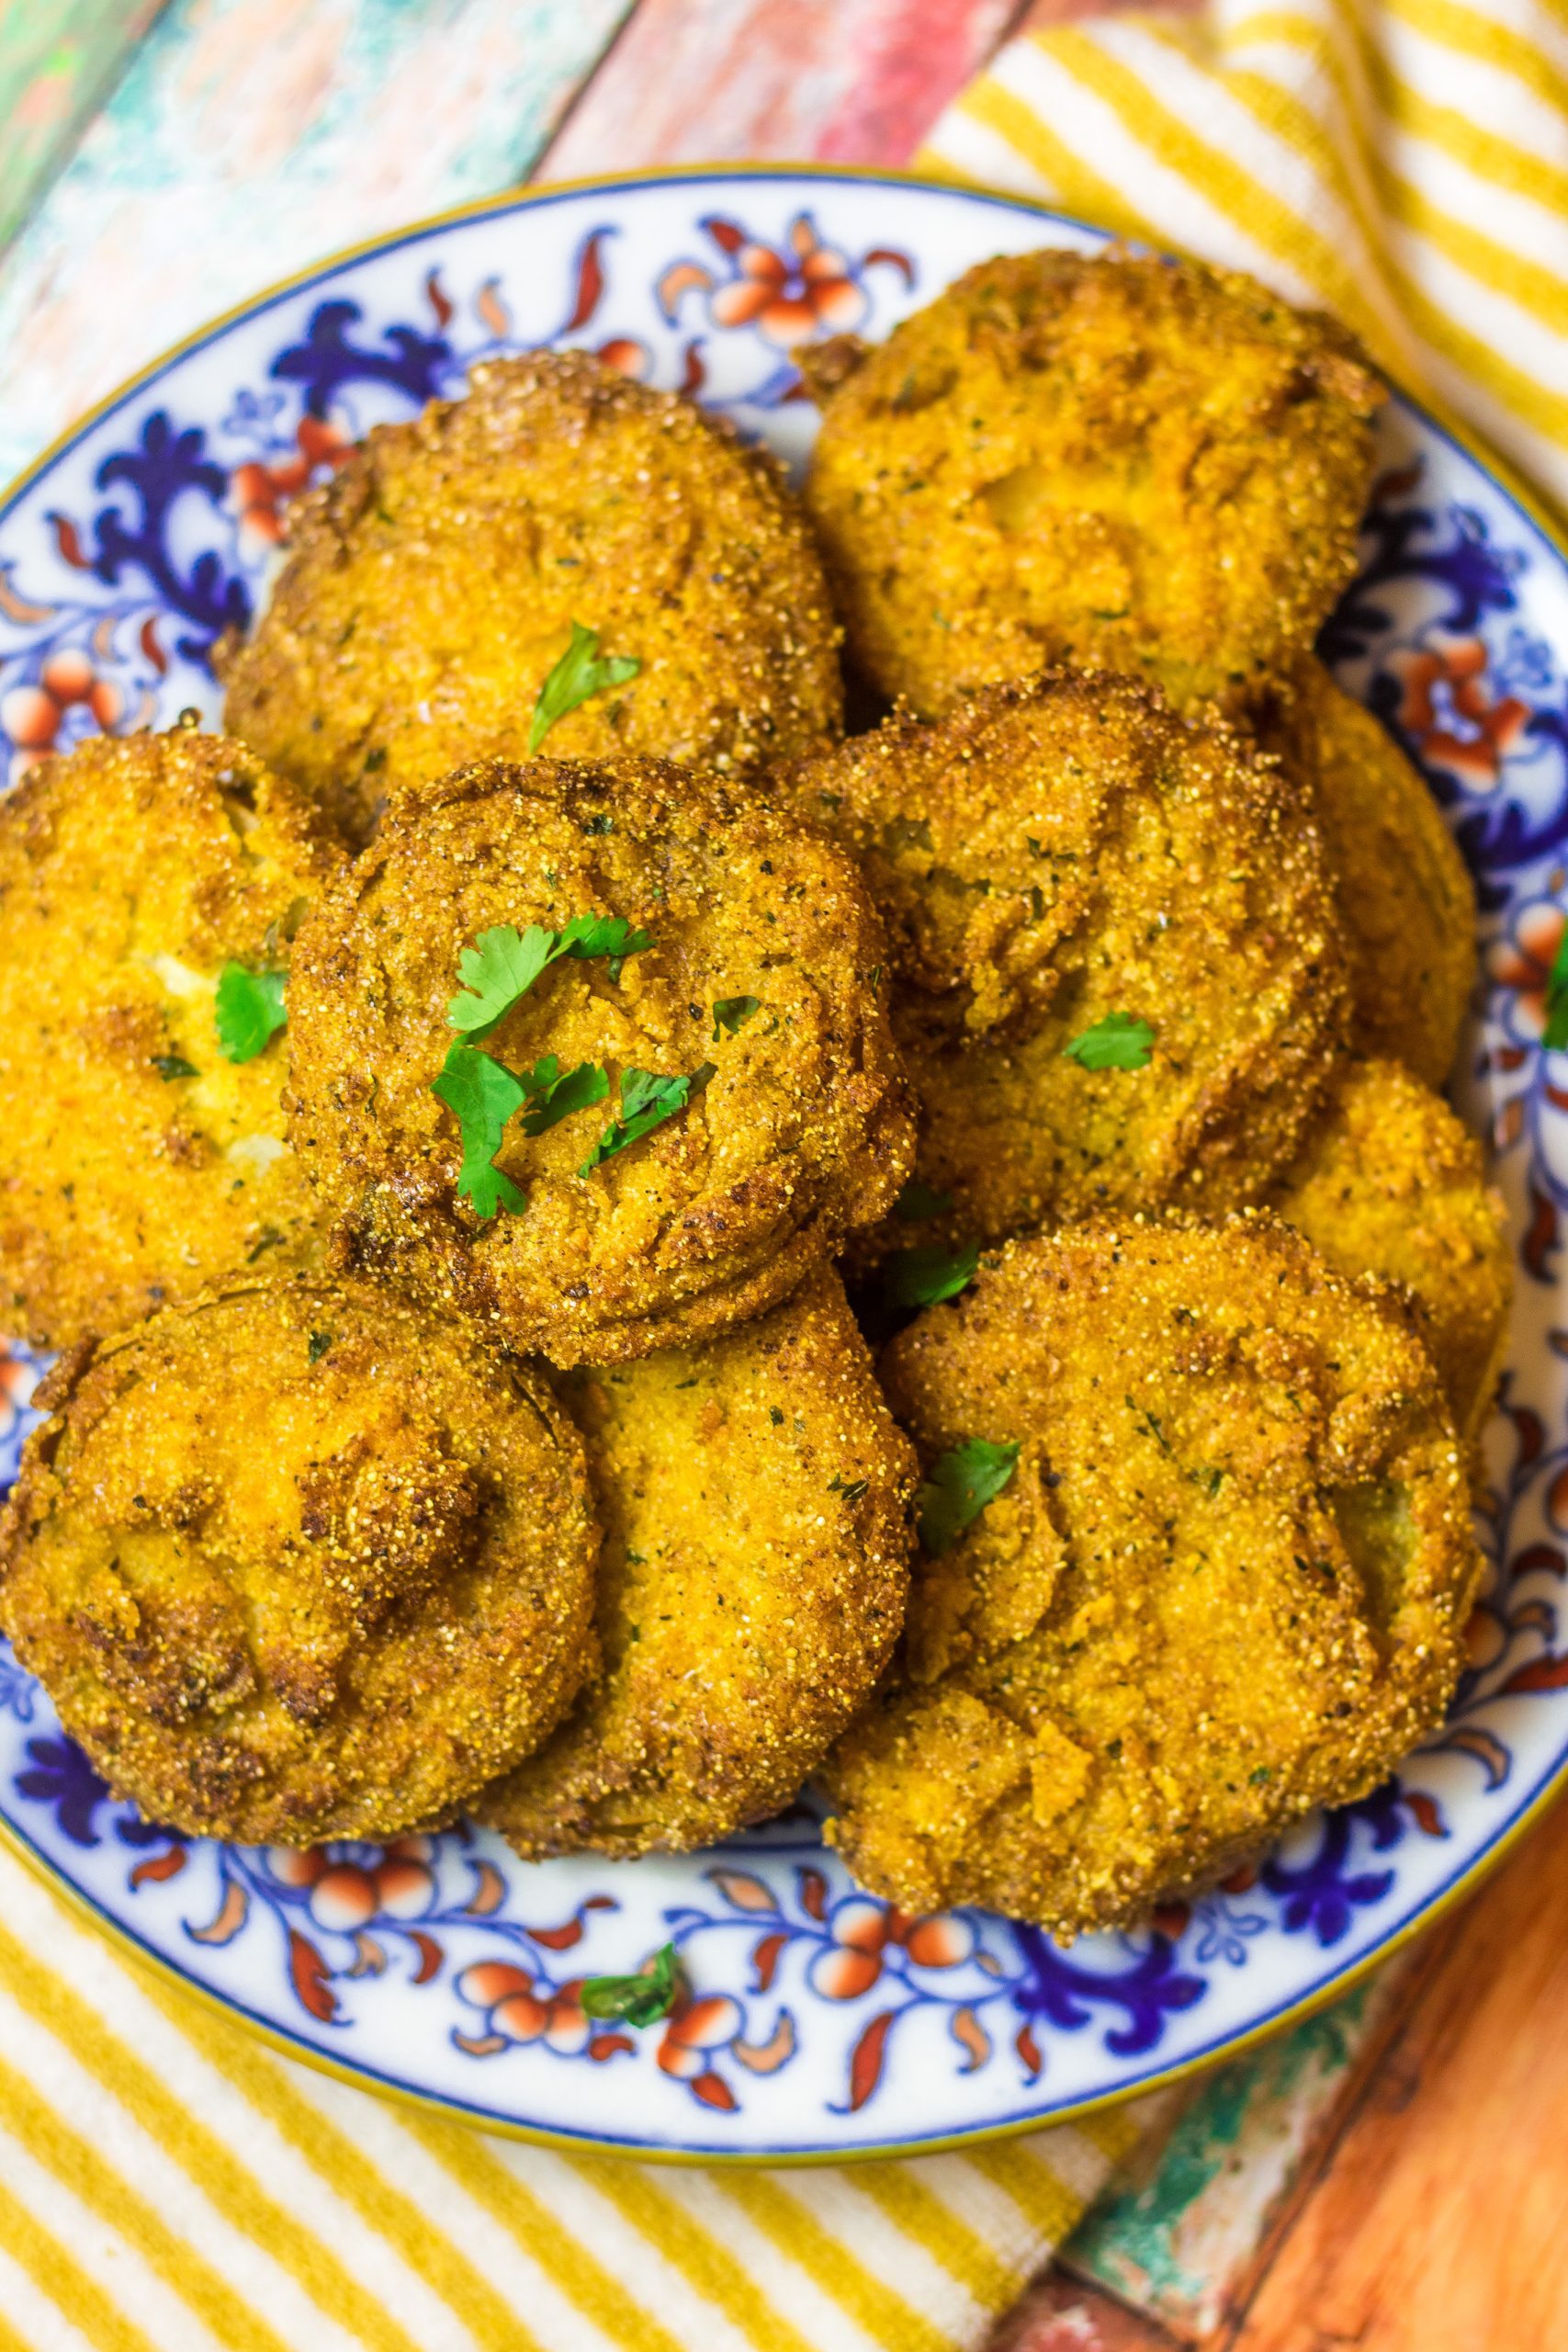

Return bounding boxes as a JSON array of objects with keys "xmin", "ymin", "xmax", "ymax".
[{"xmin": 0, "ymin": 164, "xmax": 1562, "ymax": 2162}]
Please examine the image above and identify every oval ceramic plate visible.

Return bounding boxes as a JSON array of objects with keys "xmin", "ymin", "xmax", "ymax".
[{"xmin": 0, "ymin": 166, "xmax": 1564, "ymax": 2164}]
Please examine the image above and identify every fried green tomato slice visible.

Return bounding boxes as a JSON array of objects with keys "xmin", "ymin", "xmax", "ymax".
[
  {"xmin": 0, "ymin": 727, "xmax": 344, "ymax": 1350},
  {"xmin": 802, "ymin": 248, "xmax": 1383, "ymax": 715},
  {"xmin": 775, "ymin": 675, "xmax": 1349, "ymax": 1254},
  {"xmin": 822, "ymin": 1220, "xmax": 1482, "ymax": 1939},
  {"xmin": 0, "ymin": 1281, "xmax": 598, "ymax": 1843},
  {"xmin": 1269, "ymin": 1059, "xmax": 1510, "ymax": 1441},
  {"xmin": 218, "ymin": 349, "xmax": 843, "ymax": 841},
  {"xmin": 479, "ymin": 1270, "xmax": 916, "ymax": 1858},
  {"xmin": 1250, "ymin": 660, "xmax": 1477, "ymax": 1086},
  {"xmin": 286, "ymin": 753, "xmax": 914, "ymax": 1365}
]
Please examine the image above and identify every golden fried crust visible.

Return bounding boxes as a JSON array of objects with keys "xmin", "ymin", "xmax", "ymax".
[
  {"xmin": 0, "ymin": 1281, "xmax": 598, "ymax": 1843},
  {"xmin": 285, "ymin": 752, "xmax": 914, "ymax": 1365},
  {"xmin": 218, "ymin": 350, "xmax": 843, "ymax": 840},
  {"xmin": 0, "ymin": 729, "xmax": 344, "ymax": 1350},
  {"xmin": 802, "ymin": 248, "xmax": 1383, "ymax": 714},
  {"xmin": 823, "ymin": 1219, "xmax": 1482, "ymax": 1939},
  {"xmin": 776, "ymin": 676, "xmax": 1350, "ymax": 1252},
  {"xmin": 1269, "ymin": 1059, "xmax": 1510, "ymax": 1440},
  {"xmin": 1250, "ymin": 660, "xmax": 1477, "ymax": 1086},
  {"xmin": 479, "ymin": 1270, "xmax": 916, "ymax": 1858}
]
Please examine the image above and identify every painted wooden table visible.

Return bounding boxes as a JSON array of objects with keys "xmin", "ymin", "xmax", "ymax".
[{"xmin": 2, "ymin": 6, "xmax": 1564, "ymax": 2349}]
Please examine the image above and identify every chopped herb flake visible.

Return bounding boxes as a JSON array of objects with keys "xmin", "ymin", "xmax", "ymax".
[
  {"xmin": 1126, "ymin": 1395, "xmax": 1171, "ymax": 1453},
  {"xmin": 886, "ymin": 1240, "xmax": 979, "ymax": 1309},
  {"xmin": 308, "ymin": 1332, "xmax": 333, "ymax": 1364},
  {"xmin": 829, "ymin": 1474, "xmax": 870, "ymax": 1504},
  {"xmin": 580, "ymin": 1062, "xmax": 715, "ymax": 1175},
  {"xmin": 894, "ymin": 1180, "xmax": 954, "ymax": 1222},
  {"xmin": 152, "ymin": 1054, "xmax": 198, "ymax": 1080},
  {"xmin": 215, "ymin": 965, "xmax": 287, "ymax": 1064},
  {"xmin": 529, "ymin": 621, "xmax": 640, "ymax": 753},
  {"xmin": 1062, "ymin": 1012, "xmax": 1156, "ymax": 1071},
  {"xmin": 917, "ymin": 1438, "xmax": 1021, "ymax": 1557},
  {"xmin": 711, "ymin": 994, "xmax": 761, "ymax": 1043},
  {"xmin": 579, "ymin": 1940, "xmax": 681, "ymax": 2027},
  {"xmin": 1545, "ymin": 926, "xmax": 1568, "ymax": 1049}
]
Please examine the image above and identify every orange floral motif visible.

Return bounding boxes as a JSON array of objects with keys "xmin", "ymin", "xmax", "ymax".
[
  {"xmin": 266, "ymin": 1834, "xmax": 437, "ymax": 1932},
  {"xmin": 230, "ymin": 413, "xmax": 354, "ymax": 557},
  {"xmin": 1488, "ymin": 893, "xmax": 1565, "ymax": 1043},
  {"xmin": 0, "ymin": 647, "xmax": 123, "ymax": 776},
  {"xmin": 454, "ymin": 1958, "xmax": 598, "ymax": 2056},
  {"xmin": 807, "ymin": 1896, "xmax": 976, "ymax": 2000},
  {"xmin": 658, "ymin": 212, "xmax": 882, "ymax": 351},
  {"xmin": 1386, "ymin": 630, "xmax": 1530, "ymax": 787},
  {"xmin": 0, "ymin": 1345, "xmax": 34, "ymax": 1437}
]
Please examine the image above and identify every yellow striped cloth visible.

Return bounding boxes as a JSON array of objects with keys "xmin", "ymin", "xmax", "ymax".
[
  {"xmin": 13, "ymin": 5, "xmax": 1564, "ymax": 2344},
  {"xmin": 0, "ymin": 1838, "xmax": 1134, "ymax": 2349},
  {"xmin": 921, "ymin": 0, "xmax": 1568, "ymax": 516}
]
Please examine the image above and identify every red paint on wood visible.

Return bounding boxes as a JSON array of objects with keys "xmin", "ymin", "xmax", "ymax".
[
  {"xmin": 542, "ymin": 0, "xmax": 1021, "ymax": 179},
  {"xmin": 987, "ymin": 2273, "xmax": 1182, "ymax": 2352}
]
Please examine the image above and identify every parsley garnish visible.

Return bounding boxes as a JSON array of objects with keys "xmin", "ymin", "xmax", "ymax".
[
  {"xmin": 579, "ymin": 1941, "xmax": 681, "ymax": 2027},
  {"xmin": 893, "ymin": 1180, "xmax": 953, "ymax": 1222},
  {"xmin": 917, "ymin": 1438, "xmax": 1021, "ymax": 1557},
  {"xmin": 1062, "ymin": 1012, "xmax": 1156, "ymax": 1071},
  {"xmin": 529, "ymin": 622, "xmax": 640, "ymax": 753},
  {"xmin": 446, "ymin": 916, "xmax": 654, "ymax": 1041},
  {"xmin": 432, "ymin": 1041, "xmax": 528, "ymax": 1219},
  {"xmin": 886, "ymin": 1240, "xmax": 979, "ymax": 1309},
  {"xmin": 152, "ymin": 1054, "xmax": 197, "ymax": 1080},
  {"xmin": 515, "ymin": 1054, "xmax": 610, "ymax": 1136},
  {"xmin": 1545, "ymin": 927, "xmax": 1568, "ymax": 1049},
  {"xmin": 711, "ymin": 994, "xmax": 761, "ymax": 1043},
  {"xmin": 580, "ymin": 1063, "xmax": 716, "ymax": 1175},
  {"xmin": 215, "ymin": 964, "xmax": 287, "ymax": 1064}
]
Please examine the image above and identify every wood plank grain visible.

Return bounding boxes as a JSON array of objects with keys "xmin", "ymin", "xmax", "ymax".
[
  {"xmin": 1229, "ymin": 1816, "xmax": 1568, "ymax": 2352},
  {"xmin": 0, "ymin": 0, "xmax": 634, "ymax": 488},
  {"xmin": 0, "ymin": 0, "xmax": 165, "ymax": 250},
  {"xmin": 1061, "ymin": 1958, "xmax": 1423, "ymax": 2341},
  {"xmin": 539, "ymin": 0, "xmax": 1027, "ymax": 180},
  {"xmin": 990, "ymin": 2271, "xmax": 1185, "ymax": 2351}
]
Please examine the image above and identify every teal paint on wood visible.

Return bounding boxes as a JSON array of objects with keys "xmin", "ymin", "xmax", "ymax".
[
  {"xmin": 0, "ymin": 0, "xmax": 636, "ymax": 484},
  {"xmin": 1064, "ymin": 1967, "xmax": 1407, "ymax": 2337},
  {"xmin": 0, "ymin": 0, "xmax": 165, "ymax": 249}
]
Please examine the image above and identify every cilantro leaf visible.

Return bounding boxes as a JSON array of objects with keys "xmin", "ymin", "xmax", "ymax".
[
  {"xmin": 447, "ymin": 925, "xmax": 558, "ymax": 1039},
  {"xmin": 712, "ymin": 994, "xmax": 761, "ymax": 1043},
  {"xmin": 555, "ymin": 912, "xmax": 656, "ymax": 988},
  {"xmin": 886, "ymin": 1240, "xmax": 979, "ymax": 1310},
  {"xmin": 579, "ymin": 1941, "xmax": 681, "ymax": 2027},
  {"xmin": 579, "ymin": 1062, "xmax": 716, "ymax": 1175},
  {"xmin": 1062, "ymin": 1012, "xmax": 1156, "ymax": 1071},
  {"xmin": 1545, "ymin": 926, "xmax": 1568, "ymax": 1050},
  {"xmin": 215, "ymin": 964, "xmax": 287, "ymax": 1064},
  {"xmin": 917, "ymin": 1438, "xmax": 1021, "ymax": 1557},
  {"xmin": 515, "ymin": 1054, "xmax": 610, "ymax": 1136},
  {"xmin": 528, "ymin": 621, "xmax": 641, "ymax": 753},
  {"xmin": 446, "ymin": 917, "xmax": 655, "ymax": 1040},
  {"xmin": 893, "ymin": 1179, "xmax": 953, "ymax": 1222},
  {"xmin": 152, "ymin": 1054, "xmax": 198, "ymax": 1081},
  {"xmin": 432, "ymin": 1040, "xmax": 528, "ymax": 1218}
]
